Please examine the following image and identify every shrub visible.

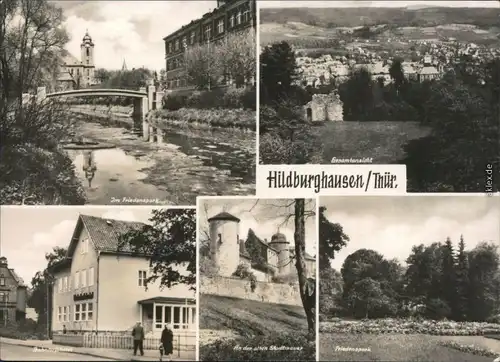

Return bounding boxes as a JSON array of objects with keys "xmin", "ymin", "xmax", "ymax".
[
  {"xmin": 221, "ymin": 87, "xmax": 256, "ymax": 110},
  {"xmin": 200, "ymin": 256, "xmax": 219, "ymax": 277},
  {"xmin": 162, "ymin": 93, "xmax": 187, "ymax": 110},
  {"xmin": 200, "ymin": 332, "xmax": 315, "ymax": 361},
  {"xmin": 232, "ymin": 264, "xmax": 257, "ymax": 292},
  {"xmin": 186, "ymin": 88, "xmax": 225, "ymax": 109}
]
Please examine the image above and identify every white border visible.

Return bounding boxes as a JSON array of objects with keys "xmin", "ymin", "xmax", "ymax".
[
  {"xmin": 195, "ymin": 197, "xmax": 201, "ymax": 361},
  {"xmin": 255, "ymin": 0, "xmax": 261, "ymax": 168},
  {"xmin": 315, "ymin": 197, "xmax": 320, "ymax": 362}
]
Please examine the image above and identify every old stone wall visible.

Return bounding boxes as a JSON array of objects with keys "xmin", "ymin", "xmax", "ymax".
[
  {"xmin": 201, "ymin": 275, "xmax": 302, "ymax": 306},
  {"xmin": 304, "ymin": 93, "xmax": 343, "ymax": 122}
]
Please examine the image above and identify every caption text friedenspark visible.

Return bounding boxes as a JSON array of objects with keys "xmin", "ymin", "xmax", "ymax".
[{"xmin": 266, "ymin": 170, "xmax": 398, "ymax": 193}]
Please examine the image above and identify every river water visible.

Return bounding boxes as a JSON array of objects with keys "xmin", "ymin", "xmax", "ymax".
[{"xmin": 67, "ymin": 109, "xmax": 255, "ymax": 205}]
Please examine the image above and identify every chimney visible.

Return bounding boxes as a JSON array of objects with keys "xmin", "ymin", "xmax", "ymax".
[{"xmin": 0, "ymin": 257, "xmax": 7, "ymax": 267}]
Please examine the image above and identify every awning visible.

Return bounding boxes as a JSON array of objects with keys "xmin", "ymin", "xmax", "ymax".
[{"xmin": 137, "ymin": 297, "xmax": 195, "ymax": 305}]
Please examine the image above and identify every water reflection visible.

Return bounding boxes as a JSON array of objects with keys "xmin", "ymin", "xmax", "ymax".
[
  {"xmin": 155, "ymin": 129, "xmax": 254, "ymax": 184},
  {"xmin": 82, "ymin": 150, "xmax": 97, "ymax": 188}
]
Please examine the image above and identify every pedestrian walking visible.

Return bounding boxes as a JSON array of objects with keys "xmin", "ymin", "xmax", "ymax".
[
  {"xmin": 160, "ymin": 324, "xmax": 173, "ymax": 361},
  {"xmin": 132, "ymin": 322, "xmax": 145, "ymax": 356}
]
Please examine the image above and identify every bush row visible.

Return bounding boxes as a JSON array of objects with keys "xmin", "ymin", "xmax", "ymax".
[
  {"xmin": 150, "ymin": 108, "xmax": 255, "ymax": 130},
  {"xmin": 319, "ymin": 319, "xmax": 500, "ymax": 336},
  {"xmin": 162, "ymin": 87, "xmax": 255, "ymax": 111}
]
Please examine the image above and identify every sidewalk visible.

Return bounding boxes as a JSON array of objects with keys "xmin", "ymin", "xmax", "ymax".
[{"xmin": 0, "ymin": 337, "xmax": 195, "ymax": 361}]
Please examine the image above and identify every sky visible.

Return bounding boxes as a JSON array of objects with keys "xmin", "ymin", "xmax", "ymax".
[
  {"xmin": 259, "ymin": 1, "xmax": 500, "ymax": 8},
  {"xmin": 51, "ymin": 1, "xmax": 216, "ymax": 71},
  {"xmin": 0, "ymin": 207, "xmax": 159, "ymax": 287},
  {"xmin": 199, "ymin": 198, "xmax": 317, "ymax": 256},
  {"xmin": 321, "ymin": 196, "xmax": 500, "ymax": 270}
]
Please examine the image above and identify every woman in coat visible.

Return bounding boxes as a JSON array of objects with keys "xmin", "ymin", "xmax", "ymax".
[{"xmin": 161, "ymin": 324, "xmax": 174, "ymax": 361}]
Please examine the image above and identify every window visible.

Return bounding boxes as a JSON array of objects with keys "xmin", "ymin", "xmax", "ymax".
[
  {"xmin": 217, "ymin": 19, "xmax": 224, "ymax": 34},
  {"xmin": 243, "ymin": 7, "xmax": 251, "ymax": 22},
  {"xmin": 190, "ymin": 31, "xmax": 195, "ymax": 44},
  {"xmin": 0, "ymin": 309, "xmax": 7, "ymax": 323},
  {"xmin": 81, "ymin": 269, "xmax": 87, "ymax": 287},
  {"xmin": 229, "ymin": 14, "xmax": 235, "ymax": 28},
  {"xmin": 86, "ymin": 48, "xmax": 89, "ymax": 57},
  {"xmin": 168, "ymin": 42, "xmax": 172, "ymax": 53},
  {"xmin": 58, "ymin": 307, "xmax": 62, "ymax": 322},
  {"xmin": 88, "ymin": 267, "xmax": 94, "ymax": 287},
  {"xmin": 182, "ymin": 36, "xmax": 187, "ymax": 49},
  {"xmin": 63, "ymin": 277, "xmax": 67, "ymax": 292},
  {"xmin": 175, "ymin": 39, "xmax": 179, "ymax": 50},
  {"xmin": 236, "ymin": 10, "xmax": 242, "ymax": 24},
  {"xmin": 63, "ymin": 306, "xmax": 68, "ymax": 322},
  {"xmin": 86, "ymin": 69, "xmax": 89, "ymax": 76},
  {"xmin": 58, "ymin": 278, "xmax": 63, "ymax": 293},
  {"xmin": 204, "ymin": 25, "xmax": 211, "ymax": 41},
  {"xmin": 75, "ymin": 302, "xmax": 93, "ymax": 321},
  {"xmin": 81, "ymin": 238, "xmax": 89, "ymax": 254},
  {"xmin": 138, "ymin": 270, "xmax": 147, "ymax": 287},
  {"xmin": 155, "ymin": 305, "xmax": 196, "ymax": 330},
  {"xmin": 74, "ymin": 304, "xmax": 80, "ymax": 321},
  {"xmin": 0, "ymin": 292, "xmax": 6, "ymax": 302},
  {"xmin": 74, "ymin": 271, "xmax": 80, "ymax": 289}
]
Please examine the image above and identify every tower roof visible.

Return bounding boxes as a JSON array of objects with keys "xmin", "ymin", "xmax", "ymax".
[
  {"xmin": 208, "ymin": 212, "xmax": 240, "ymax": 222},
  {"xmin": 270, "ymin": 232, "xmax": 288, "ymax": 244},
  {"xmin": 82, "ymin": 29, "xmax": 93, "ymax": 46}
]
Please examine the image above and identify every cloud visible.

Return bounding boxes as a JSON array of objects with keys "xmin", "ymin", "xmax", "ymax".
[
  {"xmin": 259, "ymin": 0, "xmax": 500, "ymax": 8},
  {"xmin": 101, "ymin": 210, "xmax": 139, "ymax": 222},
  {"xmin": 325, "ymin": 196, "xmax": 500, "ymax": 270},
  {"xmin": 60, "ymin": 1, "xmax": 214, "ymax": 70},
  {"xmin": 32, "ymin": 220, "xmax": 75, "ymax": 248}
]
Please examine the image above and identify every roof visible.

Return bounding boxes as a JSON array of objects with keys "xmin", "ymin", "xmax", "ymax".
[
  {"xmin": 67, "ymin": 214, "xmax": 146, "ymax": 257},
  {"xmin": 246, "ymin": 228, "xmax": 277, "ymax": 252},
  {"xmin": 239, "ymin": 240, "xmax": 251, "ymax": 259},
  {"xmin": 62, "ymin": 51, "xmax": 81, "ymax": 66},
  {"xmin": 57, "ymin": 71, "xmax": 75, "ymax": 82},
  {"xmin": 138, "ymin": 297, "xmax": 195, "ymax": 305},
  {"xmin": 8, "ymin": 269, "xmax": 26, "ymax": 287},
  {"xmin": 208, "ymin": 212, "xmax": 240, "ymax": 223},
  {"xmin": 419, "ymin": 66, "xmax": 439, "ymax": 75}
]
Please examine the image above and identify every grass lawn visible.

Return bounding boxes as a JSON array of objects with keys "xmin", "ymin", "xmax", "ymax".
[
  {"xmin": 313, "ymin": 121, "xmax": 432, "ymax": 164},
  {"xmin": 200, "ymin": 294, "xmax": 307, "ymax": 337},
  {"xmin": 320, "ymin": 333, "xmax": 498, "ymax": 362}
]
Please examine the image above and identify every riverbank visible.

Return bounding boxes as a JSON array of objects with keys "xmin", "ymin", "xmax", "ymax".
[{"xmin": 67, "ymin": 107, "xmax": 255, "ymax": 205}]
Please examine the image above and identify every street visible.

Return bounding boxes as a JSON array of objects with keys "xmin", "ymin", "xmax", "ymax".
[{"xmin": 0, "ymin": 344, "xmax": 107, "ymax": 361}]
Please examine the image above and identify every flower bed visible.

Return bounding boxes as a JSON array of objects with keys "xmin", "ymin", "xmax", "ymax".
[
  {"xmin": 439, "ymin": 340, "xmax": 499, "ymax": 358},
  {"xmin": 150, "ymin": 108, "xmax": 255, "ymax": 130},
  {"xmin": 320, "ymin": 319, "xmax": 500, "ymax": 336}
]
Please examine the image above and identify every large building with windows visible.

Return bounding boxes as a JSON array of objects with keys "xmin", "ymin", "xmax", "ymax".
[
  {"xmin": 49, "ymin": 215, "xmax": 196, "ymax": 345},
  {"xmin": 0, "ymin": 257, "xmax": 27, "ymax": 324},
  {"xmin": 56, "ymin": 30, "xmax": 96, "ymax": 91},
  {"xmin": 163, "ymin": 0, "xmax": 256, "ymax": 91}
]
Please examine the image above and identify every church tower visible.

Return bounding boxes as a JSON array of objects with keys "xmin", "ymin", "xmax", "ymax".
[{"xmin": 80, "ymin": 30, "xmax": 95, "ymax": 87}]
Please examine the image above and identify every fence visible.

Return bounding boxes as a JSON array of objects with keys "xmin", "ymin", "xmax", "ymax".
[{"xmin": 53, "ymin": 331, "xmax": 196, "ymax": 356}]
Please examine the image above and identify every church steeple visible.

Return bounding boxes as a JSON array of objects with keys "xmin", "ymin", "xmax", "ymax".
[{"xmin": 122, "ymin": 59, "xmax": 128, "ymax": 71}]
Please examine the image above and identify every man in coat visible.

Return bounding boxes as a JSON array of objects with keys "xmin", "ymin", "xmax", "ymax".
[
  {"xmin": 160, "ymin": 324, "xmax": 174, "ymax": 361},
  {"xmin": 131, "ymin": 322, "xmax": 145, "ymax": 356}
]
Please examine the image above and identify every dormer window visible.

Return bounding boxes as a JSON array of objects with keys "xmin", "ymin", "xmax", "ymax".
[{"xmin": 236, "ymin": 10, "xmax": 242, "ymax": 25}]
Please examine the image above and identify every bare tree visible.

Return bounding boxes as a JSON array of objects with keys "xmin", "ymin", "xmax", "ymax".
[
  {"xmin": 184, "ymin": 42, "xmax": 222, "ymax": 90},
  {"xmin": 217, "ymin": 29, "xmax": 256, "ymax": 88}
]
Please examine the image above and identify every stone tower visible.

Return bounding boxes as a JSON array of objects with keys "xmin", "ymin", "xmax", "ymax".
[
  {"xmin": 268, "ymin": 232, "xmax": 291, "ymax": 276},
  {"xmin": 208, "ymin": 212, "xmax": 240, "ymax": 277},
  {"xmin": 80, "ymin": 30, "xmax": 95, "ymax": 87}
]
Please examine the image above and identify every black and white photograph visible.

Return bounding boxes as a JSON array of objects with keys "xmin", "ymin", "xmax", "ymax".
[
  {"xmin": 0, "ymin": 0, "xmax": 256, "ymax": 205},
  {"xmin": 197, "ymin": 197, "xmax": 317, "ymax": 361},
  {"xmin": 318, "ymin": 195, "xmax": 500, "ymax": 362},
  {"xmin": 0, "ymin": 206, "xmax": 196, "ymax": 361},
  {"xmin": 259, "ymin": 0, "xmax": 500, "ymax": 193}
]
